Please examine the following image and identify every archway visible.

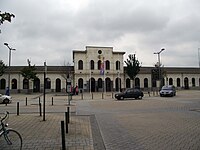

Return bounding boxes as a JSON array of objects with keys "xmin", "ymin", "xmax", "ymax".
[
  {"xmin": 135, "ymin": 77, "xmax": 140, "ymax": 88},
  {"xmin": 33, "ymin": 78, "xmax": 40, "ymax": 92},
  {"xmin": 115, "ymin": 78, "xmax": 121, "ymax": 92},
  {"xmin": 184, "ymin": 77, "xmax": 189, "ymax": 89},
  {"xmin": 105, "ymin": 78, "xmax": 111, "ymax": 92},
  {"xmin": 97, "ymin": 78, "xmax": 103, "ymax": 92},
  {"xmin": 144, "ymin": 78, "xmax": 148, "ymax": 88},
  {"xmin": 56, "ymin": 78, "xmax": 61, "ymax": 92},
  {"xmin": 126, "ymin": 78, "xmax": 130, "ymax": 88},
  {"xmin": 89, "ymin": 78, "xmax": 96, "ymax": 92}
]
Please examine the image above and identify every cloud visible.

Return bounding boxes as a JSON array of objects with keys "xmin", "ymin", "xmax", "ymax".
[{"xmin": 0, "ymin": 0, "xmax": 200, "ymax": 67}]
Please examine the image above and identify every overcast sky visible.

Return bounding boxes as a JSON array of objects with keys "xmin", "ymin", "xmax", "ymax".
[{"xmin": 1, "ymin": 0, "xmax": 200, "ymax": 67}]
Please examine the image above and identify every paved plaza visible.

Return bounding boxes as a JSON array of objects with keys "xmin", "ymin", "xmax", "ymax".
[{"xmin": 0, "ymin": 90, "xmax": 200, "ymax": 150}]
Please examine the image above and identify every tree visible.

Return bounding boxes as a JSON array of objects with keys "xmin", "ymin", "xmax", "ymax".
[
  {"xmin": 0, "ymin": 60, "xmax": 7, "ymax": 77},
  {"xmin": 0, "ymin": 11, "xmax": 15, "ymax": 33},
  {"xmin": 21, "ymin": 59, "xmax": 37, "ymax": 92},
  {"xmin": 124, "ymin": 54, "xmax": 141, "ymax": 88}
]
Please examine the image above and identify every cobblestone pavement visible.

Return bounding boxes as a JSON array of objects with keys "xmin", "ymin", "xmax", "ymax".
[
  {"xmin": 0, "ymin": 90, "xmax": 200, "ymax": 150},
  {"xmin": 0, "ymin": 93, "xmax": 94, "ymax": 150},
  {"xmin": 76, "ymin": 90, "xmax": 200, "ymax": 150}
]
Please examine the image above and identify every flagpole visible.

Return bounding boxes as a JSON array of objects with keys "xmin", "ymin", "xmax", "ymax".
[
  {"xmin": 104, "ymin": 58, "xmax": 106, "ymax": 94},
  {"xmin": 90, "ymin": 67, "xmax": 91, "ymax": 94}
]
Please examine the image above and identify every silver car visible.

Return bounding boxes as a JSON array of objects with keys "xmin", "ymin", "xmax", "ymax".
[
  {"xmin": 0, "ymin": 94, "xmax": 12, "ymax": 104},
  {"xmin": 160, "ymin": 85, "xmax": 176, "ymax": 97}
]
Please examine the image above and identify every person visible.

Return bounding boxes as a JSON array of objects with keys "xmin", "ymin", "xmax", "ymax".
[
  {"xmin": 5, "ymin": 87, "xmax": 10, "ymax": 96},
  {"xmin": 75, "ymin": 84, "xmax": 79, "ymax": 95}
]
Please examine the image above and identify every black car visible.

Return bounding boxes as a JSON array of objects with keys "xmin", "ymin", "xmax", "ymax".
[
  {"xmin": 115, "ymin": 88, "xmax": 144, "ymax": 100},
  {"xmin": 160, "ymin": 85, "xmax": 176, "ymax": 97}
]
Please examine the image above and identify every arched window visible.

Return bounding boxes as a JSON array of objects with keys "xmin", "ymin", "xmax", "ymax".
[
  {"xmin": 98, "ymin": 60, "xmax": 101, "ymax": 70},
  {"xmin": 0, "ymin": 79, "xmax": 6, "ymax": 89},
  {"xmin": 12, "ymin": 79, "xmax": 17, "ymax": 89},
  {"xmin": 46, "ymin": 78, "xmax": 51, "ymax": 89},
  {"xmin": 78, "ymin": 60, "xmax": 83, "ymax": 70},
  {"xmin": 177, "ymin": 78, "xmax": 181, "ymax": 87},
  {"xmin": 192, "ymin": 78, "xmax": 195, "ymax": 87},
  {"xmin": 144, "ymin": 78, "xmax": 148, "ymax": 88},
  {"xmin": 78, "ymin": 78, "xmax": 83, "ymax": 89},
  {"xmin": 90, "ymin": 60, "xmax": 94, "ymax": 70},
  {"xmin": 116, "ymin": 61, "xmax": 120, "ymax": 70},
  {"xmin": 126, "ymin": 78, "xmax": 130, "ymax": 88},
  {"xmin": 23, "ymin": 78, "xmax": 29, "ymax": 89},
  {"xmin": 135, "ymin": 77, "xmax": 140, "ymax": 88},
  {"xmin": 105, "ymin": 60, "xmax": 110, "ymax": 70},
  {"xmin": 169, "ymin": 78, "xmax": 173, "ymax": 85}
]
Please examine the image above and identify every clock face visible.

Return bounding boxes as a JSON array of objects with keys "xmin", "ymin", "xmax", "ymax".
[{"xmin": 98, "ymin": 50, "xmax": 102, "ymax": 54}]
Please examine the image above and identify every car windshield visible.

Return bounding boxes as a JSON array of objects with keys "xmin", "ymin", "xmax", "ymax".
[{"xmin": 162, "ymin": 87, "xmax": 172, "ymax": 90}]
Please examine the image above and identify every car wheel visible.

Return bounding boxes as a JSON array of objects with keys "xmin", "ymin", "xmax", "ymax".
[
  {"xmin": 120, "ymin": 97, "xmax": 124, "ymax": 100},
  {"xmin": 135, "ymin": 97, "xmax": 139, "ymax": 100},
  {"xmin": 3, "ymin": 98, "xmax": 9, "ymax": 104}
]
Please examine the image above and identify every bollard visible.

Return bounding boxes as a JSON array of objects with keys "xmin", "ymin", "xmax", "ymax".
[
  {"xmin": 81, "ymin": 93, "xmax": 83, "ymax": 100},
  {"xmin": 102, "ymin": 93, "xmax": 104, "ymax": 99},
  {"xmin": 112, "ymin": 93, "xmax": 113, "ymax": 99},
  {"xmin": 65, "ymin": 112, "xmax": 68, "ymax": 133},
  {"xmin": 17, "ymin": 102, "xmax": 19, "ymax": 115},
  {"xmin": 61, "ymin": 121, "xmax": 66, "ymax": 150},
  {"xmin": 67, "ymin": 107, "xmax": 70, "ymax": 123},
  {"xmin": 52, "ymin": 97, "xmax": 53, "ymax": 106},
  {"xmin": 39, "ymin": 97, "xmax": 40, "ymax": 104},
  {"xmin": 92, "ymin": 93, "xmax": 93, "ymax": 99},
  {"xmin": 39, "ymin": 103, "xmax": 42, "ymax": 116},
  {"xmin": 26, "ymin": 97, "xmax": 27, "ymax": 106},
  {"xmin": 148, "ymin": 91, "xmax": 151, "ymax": 97}
]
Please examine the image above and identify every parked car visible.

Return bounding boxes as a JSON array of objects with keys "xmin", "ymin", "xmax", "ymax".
[
  {"xmin": 160, "ymin": 85, "xmax": 176, "ymax": 97},
  {"xmin": 0, "ymin": 94, "xmax": 12, "ymax": 104},
  {"xmin": 115, "ymin": 88, "xmax": 144, "ymax": 100}
]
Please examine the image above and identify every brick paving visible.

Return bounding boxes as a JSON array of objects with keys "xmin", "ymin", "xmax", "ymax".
[
  {"xmin": 76, "ymin": 90, "xmax": 200, "ymax": 150},
  {"xmin": 0, "ymin": 90, "xmax": 200, "ymax": 150}
]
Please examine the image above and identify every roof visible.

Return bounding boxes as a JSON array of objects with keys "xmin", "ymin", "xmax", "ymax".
[
  {"xmin": 5, "ymin": 66, "xmax": 200, "ymax": 74},
  {"xmin": 5, "ymin": 66, "xmax": 74, "ymax": 74},
  {"xmin": 124, "ymin": 66, "xmax": 200, "ymax": 74}
]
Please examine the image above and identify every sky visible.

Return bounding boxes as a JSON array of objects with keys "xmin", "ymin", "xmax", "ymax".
[{"xmin": 1, "ymin": 0, "xmax": 200, "ymax": 67}]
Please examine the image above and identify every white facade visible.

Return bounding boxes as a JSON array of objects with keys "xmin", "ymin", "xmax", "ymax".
[
  {"xmin": 73, "ymin": 46, "xmax": 125, "ymax": 92},
  {"xmin": 0, "ymin": 46, "xmax": 200, "ymax": 94}
]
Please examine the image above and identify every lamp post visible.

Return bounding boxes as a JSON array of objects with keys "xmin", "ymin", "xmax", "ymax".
[
  {"xmin": 117, "ymin": 54, "xmax": 120, "ymax": 92},
  {"xmin": 154, "ymin": 48, "xmax": 165, "ymax": 88},
  {"xmin": 43, "ymin": 61, "xmax": 47, "ymax": 121},
  {"xmin": 198, "ymin": 48, "xmax": 200, "ymax": 68},
  {"xmin": 4, "ymin": 43, "xmax": 16, "ymax": 96}
]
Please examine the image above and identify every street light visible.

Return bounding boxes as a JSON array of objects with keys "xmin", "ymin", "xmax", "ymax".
[
  {"xmin": 198, "ymin": 48, "xmax": 200, "ymax": 68},
  {"xmin": 43, "ymin": 61, "xmax": 47, "ymax": 121},
  {"xmin": 4, "ymin": 43, "xmax": 16, "ymax": 96},
  {"xmin": 154, "ymin": 48, "xmax": 165, "ymax": 88}
]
